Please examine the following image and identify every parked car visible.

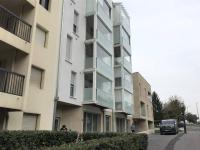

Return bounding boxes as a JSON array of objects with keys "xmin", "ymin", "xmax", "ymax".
[{"xmin": 160, "ymin": 119, "xmax": 179, "ymax": 135}]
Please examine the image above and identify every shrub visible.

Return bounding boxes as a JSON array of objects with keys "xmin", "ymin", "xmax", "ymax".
[
  {"xmin": 0, "ymin": 131, "xmax": 78, "ymax": 150},
  {"xmin": 47, "ymin": 134, "xmax": 148, "ymax": 150}
]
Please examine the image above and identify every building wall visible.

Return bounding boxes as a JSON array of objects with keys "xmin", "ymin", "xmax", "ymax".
[
  {"xmin": 0, "ymin": 0, "xmax": 63, "ymax": 130},
  {"xmin": 57, "ymin": 0, "xmax": 85, "ymax": 106},
  {"xmin": 133, "ymin": 72, "xmax": 154, "ymax": 133}
]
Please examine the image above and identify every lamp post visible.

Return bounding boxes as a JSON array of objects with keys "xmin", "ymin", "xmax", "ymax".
[{"xmin": 181, "ymin": 103, "xmax": 187, "ymax": 134}]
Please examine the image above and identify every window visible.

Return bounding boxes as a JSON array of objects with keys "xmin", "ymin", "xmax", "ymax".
[
  {"xmin": 70, "ymin": 72, "xmax": 76, "ymax": 97},
  {"xmin": 114, "ymin": 47, "xmax": 121, "ymax": 65},
  {"xmin": 35, "ymin": 26, "xmax": 47, "ymax": 48},
  {"xmin": 83, "ymin": 112, "xmax": 100, "ymax": 132},
  {"xmin": 30, "ymin": 66, "xmax": 44, "ymax": 89},
  {"xmin": 22, "ymin": 113, "xmax": 38, "ymax": 130},
  {"xmin": 54, "ymin": 117, "xmax": 61, "ymax": 131},
  {"xmin": 115, "ymin": 77, "xmax": 121, "ymax": 87},
  {"xmin": 85, "ymin": 44, "xmax": 93, "ymax": 69},
  {"xmin": 66, "ymin": 35, "xmax": 72, "ymax": 61},
  {"xmin": 86, "ymin": 16, "xmax": 94, "ymax": 40},
  {"xmin": 105, "ymin": 115, "xmax": 111, "ymax": 132},
  {"xmin": 40, "ymin": 0, "xmax": 49, "ymax": 10},
  {"xmin": 73, "ymin": 11, "xmax": 79, "ymax": 33},
  {"xmin": 141, "ymin": 102, "xmax": 146, "ymax": 117},
  {"xmin": 116, "ymin": 118, "xmax": 125, "ymax": 132}
]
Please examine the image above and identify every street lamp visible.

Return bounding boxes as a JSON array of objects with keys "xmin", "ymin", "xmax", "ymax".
[{"xmin": 181, "ymin": 103, "xmax": 187, "ymax": 134}]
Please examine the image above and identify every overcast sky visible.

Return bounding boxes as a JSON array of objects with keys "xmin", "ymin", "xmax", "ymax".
[{"xmin": 114, "ymin": 0, "xmax": 200, "ymax": 114}]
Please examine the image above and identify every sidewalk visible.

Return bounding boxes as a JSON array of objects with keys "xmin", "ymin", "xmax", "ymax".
[{"xmin": 174, "ymin": 131, "xmax": 200, "ymax": 150}]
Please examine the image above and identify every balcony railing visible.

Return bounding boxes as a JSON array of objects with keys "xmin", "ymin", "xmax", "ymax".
[
  {"xmin": 0, "ymin": 5, "xmax": 31, "ymax": 42},
  {"xmin": 0, "ymin": 68, "xmax": 25, "ymax": 96}
]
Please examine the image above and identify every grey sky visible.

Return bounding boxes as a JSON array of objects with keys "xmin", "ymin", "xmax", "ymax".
[{"xmin": 114, "ymin": 0, "xmax": 200, "ymax": 114}]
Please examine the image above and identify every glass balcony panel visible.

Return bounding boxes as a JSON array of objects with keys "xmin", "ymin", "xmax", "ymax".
[
  {"xmin": 123, "ymin": 91, "xmax": 133, "ymax": 114},
  {"xmin": 96, "ymin": 88, "xmax": 113, "ymax": 108},
  {"xmin": 122, "ymin": 38, "xmax": 131, "ymax": 55},
  {"xmin": 84, "ymin": 88, "xmax": 93, "ymax": 101},
  {"xmin": 97, "ymin": 58, "xmax": 113, "ymax": 80},
  {"xmin": 86, "ymin": 0, "xmax": 96, "ymax": 15},
  {"xmin": 115, "ymin": 89, "xmax": 122, "ymax": 110},
  {"xmin": 124, "ymin": 58, "xmax": 132, "ymax": 72},
  {"xmin": 122, "ymin": 17, "xmax": 130, "ymax": 34},
  {"xmin": 97, "ymin": 30, "xmax": 113, "ymax": 55},
  {"xmin": 97, "ymin": 2, "xmax": 112, "ymax": 30},
  {"xmin": 124, "ymin": 78, "xmax": 133, "ymax": 92}
]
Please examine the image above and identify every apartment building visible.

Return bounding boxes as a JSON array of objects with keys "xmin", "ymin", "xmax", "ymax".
[
  {"xmin": 0, "ymin": 0, "xmax": 62, "ymax": 130},
  {"xmin": 133, "ymin": 72, "xmax": 154, "ymax": 134},
  {"xmin": 54, "ymin": 1, "xmax": 133, "ymax": 132},
  {"xmin": 0, "ymin": 0, "xmax": 133, "ymax": 132},
  {"xmin": 113, "ymin": 3, "xmax": 133, "ymax": 132}
]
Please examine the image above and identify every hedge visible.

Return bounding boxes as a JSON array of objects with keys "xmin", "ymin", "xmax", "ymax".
[
  {"xmin": 0, "ymin": 131, "xmax": 77, "ymax": 150},
  {"xmin": 47, "ymin": 134, "xmax": 148, "ymax": 150},
  {"xmin": 0, "ymin": 131, "xmax": 137, "ymax": 150},
  {"xmin": 81, "ymin": 132, "xmax": 130, "ymax": 141}
]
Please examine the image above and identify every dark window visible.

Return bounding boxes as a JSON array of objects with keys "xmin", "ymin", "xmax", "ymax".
[
  {"xmin": 40, "ymin": 0, "xmax": 49, "ymax": 10},
  {"xmin": 115, "ymin": 77, "xmax": 122, "ymax": 87},
  {"xmin": 105, "ymin": 115, "xmax": 110, "ymax": 132}
]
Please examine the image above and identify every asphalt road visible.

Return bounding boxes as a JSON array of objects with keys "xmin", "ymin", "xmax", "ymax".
[{"xmin": 148, "ymin": 126, "xmax": 200, "ymax": 150}]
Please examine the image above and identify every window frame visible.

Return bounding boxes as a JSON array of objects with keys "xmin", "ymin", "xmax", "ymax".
[
  {"xmin": 66, "ymin": 35, "xmax": 73, "ymax": 61},
  {"xmin": 70, "ymin": 71, "xmax": 76, "ymax": 98},
  {"xmin": 73, "ymin": 10, "xmax": 79, "ymax": 34}
]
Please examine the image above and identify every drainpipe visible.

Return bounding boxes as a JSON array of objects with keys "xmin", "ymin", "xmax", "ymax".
[{"xmin": 52, "ymin": 0, "xmax": 65, "ymax": 130}]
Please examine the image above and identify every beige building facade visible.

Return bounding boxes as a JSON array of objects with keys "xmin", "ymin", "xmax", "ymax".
[
  {"xmin": 0, "ymin": 0, "xmax": 62, "ymax": 130},
  {"xmin": 133, "ymin": 72, "xmax": 154, "ymax": 134},
  {"xmin": 0, "ymin": 0, "xmax": 134, "ymax": 133}
]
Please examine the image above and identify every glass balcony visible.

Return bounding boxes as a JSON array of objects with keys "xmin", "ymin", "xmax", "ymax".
[
  {"xmin": 122, "ymin": 38, "xmax": 131, "ymax": 55},
  {"xmin": 123, "ymin": 91, "xmax": 133, "ymax": 114},
  {"xmin": 122, "ymin": 17, "xmax": 130, "ymax": 34},
  {"xmin": 84, "ymin": 88, "xmax": 93, "ymax": 101},
  {"xmin": 96, "ymin": 88, "xmax": 113, "ymax": 109},
  {"xmin": 86, "ymin": 0, "xmax": 96, "ymax": 15},
  {"xmin": 124, "ymin": 78, "xmax": 133, "ymax": 93},
  {"xmin": 97, "ymin": 2, "xmax": 112, "ymax": 30},
  {"xmin": 97, "ymin": 30, "xmax": 113, "ymax": 55},
  {"xmin": 124, "ymin": 100, "xmax": 133, "ymax": 115},
  {"xmin": 97, "ymin": 58, "xmax": 113, "ymax": 80},
  {"xmin": 123, "ymin": 58, "xmax": 132, "ymax": 72}
]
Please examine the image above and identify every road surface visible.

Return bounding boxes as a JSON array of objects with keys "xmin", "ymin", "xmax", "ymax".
[{"xmin": 148, "ymin": 126, "xmax": 200, "ymax": 150}]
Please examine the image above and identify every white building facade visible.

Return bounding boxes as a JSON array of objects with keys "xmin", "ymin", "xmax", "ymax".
[{"xmin": 55, "ymin": 0, "xmax": 133, "ymax": 132}]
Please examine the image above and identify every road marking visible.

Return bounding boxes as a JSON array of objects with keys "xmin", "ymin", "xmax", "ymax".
[{"xmin": 165, "ymin": 133, "xmax": 184, "ymax": 150}]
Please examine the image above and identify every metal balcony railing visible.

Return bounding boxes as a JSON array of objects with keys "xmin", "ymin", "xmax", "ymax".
[
  {"xmin": 0, "ymin": 5, "xmax": 31, "ymax": 42},
  {"xmin": 0, "ymin": 68, "xmax": 25, "ymax": 96}
]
